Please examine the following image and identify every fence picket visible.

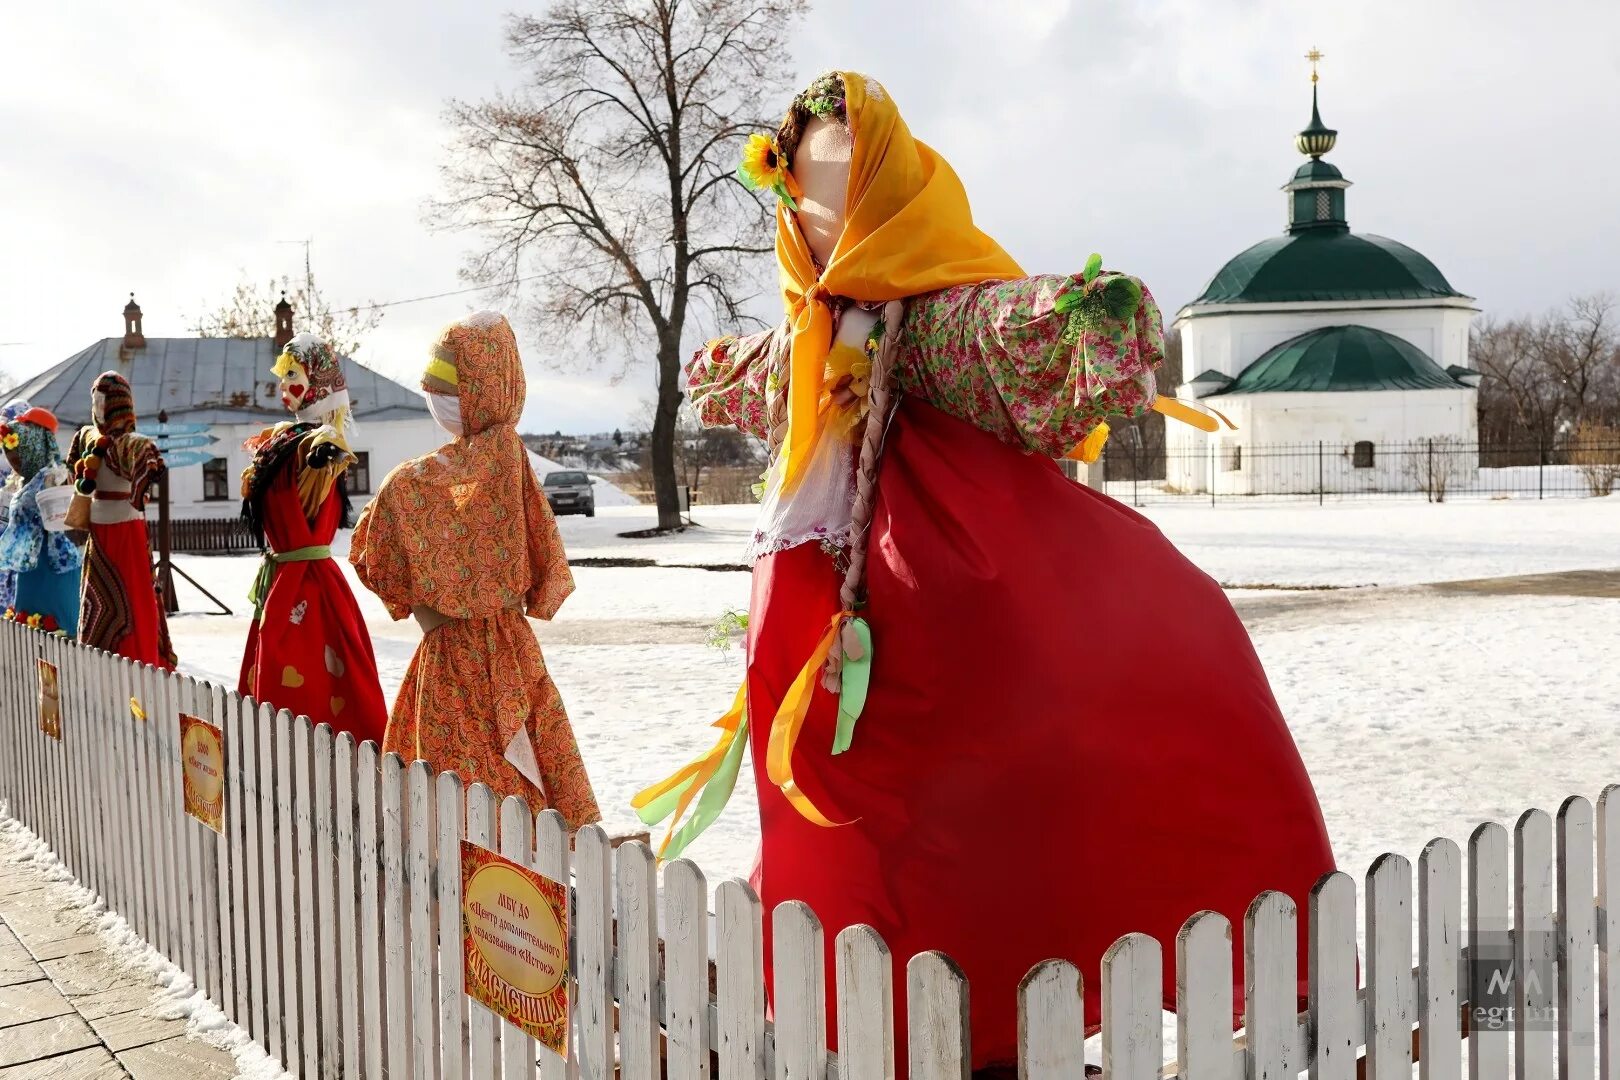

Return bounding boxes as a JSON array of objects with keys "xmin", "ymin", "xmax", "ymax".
[
  {"xmin": 665, "ymin": 860, "xmax": 712, "ymax": 1080},
  {"xmin": 195, "ymin": 678, "xmax": 223, "ymax": 1003},
  {"xmin": 465, "ymin": 783, "xmax": 500, "ymax": 1075},
  {"xmin": 1177, "ymin": 911, "xmax": 1235, "ymax": 1080},
  {"xmin": 223, "ymin": 689, "xmax": 245, "ymax": 1025},
  {"xmin": 1245, "ymin": 891, "xmax": 1299, "ymax": 1080},
  {"xmin": 409, "ymin": 762, "xmax": 441, "ymax": 1080},
  {"xmin": 1102, "ymin": 933, "xmax": 1163, "ymax": 1080},
  {"xmin": 313, "ymin": 722, "xmax": 339, "ymax": 1077},
  {"xmin": 272, "ymin": 707, "xmax": 301, "ymax": 1067},
  {"xmin": 575, "ymin": 825, "xmax": 614, "ymax": 1080},
  {"xmin": 437, "ymin": 772, "xmax": 467, "ymax": 1080},
  {"xmin": 1557, "ymin": 797, "xmax": 1597, "ymax": 1080},
  {"xmin": 381, "ymin": 752, "xmax": 412, "ymax": 1078},
  {"xmin": 772, "ymin": 900, "xmax": 825, "ymax": 1080},
  {"xmin": 533, "ymin": 810, "xmax": 570, "ymax": 1080},
  {"xmin": 1418, "ymin": 838, "xmax": 1463, "ymax": 1080},
  {"xmin": 234, "ymin": 702, "xmax": 259, "ymax": 1049},
  {"xmin": 1468, "ymin": 822, "xmax": 1511, "ymax": 1080},
  {"xmin": 1367, "ymin": 854, "xmax": 1415, "ymax": 1080},
  {"xmin": 907, "ymin": 952, "xmax": 969, "ymax": 1080},
  {"xmin": 1600, "ymin": 786, "xmax": 1620, "ymax": 1080},
  {"xmin": 497, "ymin": 796, "xmax": 538, "ymax": 1080},
  {"xmin": 152, "ymin": 663, "xmax": 181, "ymax": 965},
  {"xmin": 1515, "ymin": 810, "xmax": 1556, "ymax": 1080},
  {"xmin": 289, "ymin": 715, "xmax": 318, "ymax": 1075},
  {"xmin": 835, "ymin": 924, "xmax": 892, "ymax": 1080},
  {"xmin": 336, "ymin": 733, "xmax": 363, "ymax": 1079},
  {"xmin": 616, "ymin": 840, "xmax": 659, "ymax": 1080},
  {"xmin": 255, "ymin": 702, "xmax": 281, "ymax": 1055},
  {"xmin": 358, "ymin": 740, "xmax": 385, "ymax": 1079},
  {"xmin": 1018, "ymin": 960, "xmax": 1084, "ymax": 1080},
  {"xmin": 1309, "ymin": 871, "xmax": 1357, "ymax": 1080}
]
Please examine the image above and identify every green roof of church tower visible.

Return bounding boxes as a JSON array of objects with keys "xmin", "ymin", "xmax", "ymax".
[{"xmin": 1187, "ymin": 60, "xmax": 1468, "ymax": 308}]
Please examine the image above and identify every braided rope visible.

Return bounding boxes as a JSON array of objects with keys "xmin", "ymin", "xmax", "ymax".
[{"xmin": 822, "ymin": 300, "xmax": 905, "ymax": 692}]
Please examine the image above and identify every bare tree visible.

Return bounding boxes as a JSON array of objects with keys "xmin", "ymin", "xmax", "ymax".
[
  {"xmin": 434, "ymin": 0, "xmax": 804, "ymax": 531},
  {"xmin": 1543, "ymin": 294, "xmax": 1619, "ymax": 427},
  {"xmin": 189, "ymin": 273, "xmax": 383, "ymax": 359}
]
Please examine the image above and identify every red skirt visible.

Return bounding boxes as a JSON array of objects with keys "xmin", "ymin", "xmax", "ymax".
[
  {"xmin": 81, "ymin": 518, "xmax": 175, "ymax": 670},
  {"xmin": 746, "ymin": 400, "xmax": 1335, "ymax": 1070}
]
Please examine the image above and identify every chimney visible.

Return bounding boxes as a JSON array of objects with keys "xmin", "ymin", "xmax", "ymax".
[
  {"xmin": 122, "ymin": 293, "xmax": 146, "ymax": 350},
  {"xmin": 273, "ymin": 293, "xmax": 294, "ymax": 353}
]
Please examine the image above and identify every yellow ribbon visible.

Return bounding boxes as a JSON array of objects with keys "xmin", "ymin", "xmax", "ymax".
[
  {"xmin": 1065, "ymin": 422, "xmax": 1111, "ymax": 463},
  {"xmin": 631, "ymin": 683, "xmax": 746, "ymax": 858},
  {"xmin": 1153, "ymin": 395, "xmax": 1231, "ymax": 432},
  {"xmin": 765, "ymin": 611, "xmax": 852, "ymax": 827}
]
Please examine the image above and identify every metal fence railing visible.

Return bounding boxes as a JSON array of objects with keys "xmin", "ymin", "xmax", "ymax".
[{"xmin": 1098, "ymin": 440, "xmax": 1620, "ymax": 505}]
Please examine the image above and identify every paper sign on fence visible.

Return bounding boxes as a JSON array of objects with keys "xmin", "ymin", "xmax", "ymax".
[
  {"xmin": 460, "ymin": 840, "xmax": 569, "ymax": 1055},
  {"xmin": 37, "ymin": 660, "xmax": 60, "ymax": 741},
  {"xmin": 179, "ymin": 714, "xmax": 224, "ymax": 833}
]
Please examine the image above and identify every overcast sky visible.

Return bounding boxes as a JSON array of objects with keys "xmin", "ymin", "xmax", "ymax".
[{"xmin": 5, "ymin": 0, "xmax": 1616, "ymax": 434}]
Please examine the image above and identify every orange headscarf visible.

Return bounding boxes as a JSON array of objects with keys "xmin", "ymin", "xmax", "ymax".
[
  {"xmin": 350, "ymin": 313, "xmax": 573, "ymax": 623},
  {"xmin": 775, "ymin": 72, "xmax": 1026, "ymax": 492}
]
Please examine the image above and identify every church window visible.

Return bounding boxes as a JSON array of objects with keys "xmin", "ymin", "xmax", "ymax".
[
  {"xmin": 1315, "ymin": 190, "xmax": 1332, "ymax": 220},
  {"xmin": 1223, "ymin": 444, "xmax": 1243, "ymax": 472},
  {"xmin": 1352, "ymin": 441, "xmax": 1375, "ymax": 468}
]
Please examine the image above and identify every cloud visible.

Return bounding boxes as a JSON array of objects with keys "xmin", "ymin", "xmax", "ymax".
[{"xmin": 4, "ymin": 0, "xmax": 1617, "ymax": 433}]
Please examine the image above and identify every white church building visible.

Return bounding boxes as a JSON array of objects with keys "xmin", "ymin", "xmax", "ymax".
[
  {"xmin": 1167, "ymin": 76, "xmax": 1482, "ymax": 495},
  {"xmin": 15, "ymin": 295, "xmax": 440, "ymax": 520}
]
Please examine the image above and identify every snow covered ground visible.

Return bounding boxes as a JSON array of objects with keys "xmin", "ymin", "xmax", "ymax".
[{"xmin": 165, "ymin": 497, "xmax": 1620, "ymax": 893}]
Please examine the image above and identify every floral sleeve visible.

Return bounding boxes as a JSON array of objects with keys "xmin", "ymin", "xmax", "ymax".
[
  {"xmin": 685, "ymin": 324, "xmax": 787, "ymax": 439},
  {"xmin": 893, "ymin": 271, "xmax": 1164, "ymax": 458}
]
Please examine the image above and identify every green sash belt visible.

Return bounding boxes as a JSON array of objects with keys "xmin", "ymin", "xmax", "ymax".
[{"xmin": 249, "ymin": 544, "xmax": 331, "ymax": 619}]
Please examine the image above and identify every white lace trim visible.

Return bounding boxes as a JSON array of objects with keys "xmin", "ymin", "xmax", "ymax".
[{"xmin": 743, "ymin": 524, "xmax": 851, "ymax": 564}]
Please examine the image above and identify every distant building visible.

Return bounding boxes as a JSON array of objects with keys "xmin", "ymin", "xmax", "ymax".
[
  {"xmin": 14, "ymin": 295, "xmax": 439, "ymax": 519},
  {"xmin": 1168, "ymin": 68, "xmax": 1482, "ymax": 495}
]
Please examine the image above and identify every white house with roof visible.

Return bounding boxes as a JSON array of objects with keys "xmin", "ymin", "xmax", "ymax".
[
  {"xmin": 1167, "ymin": 75, "xmax": 1482, "ymax": 495},
  {"xmin": 15, "ymin": 295, "xmax": 440, "ymax": 519}
]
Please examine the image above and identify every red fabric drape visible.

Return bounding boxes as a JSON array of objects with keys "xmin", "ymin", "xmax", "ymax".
[
  {"xmin": 239, "ymin": 467, "xmax": 387, "ymax": 744},
  {"xmin": 746, "ymin": 399, "xmax": 1335, "ymax": 1070}
]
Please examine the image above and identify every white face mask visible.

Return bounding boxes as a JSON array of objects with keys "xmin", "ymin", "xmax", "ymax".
[{"xmin": 425, "ymin": 391, "xmax": 463, "ymax": 438}]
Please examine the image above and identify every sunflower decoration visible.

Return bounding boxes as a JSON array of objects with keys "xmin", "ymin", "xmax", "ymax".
[
  {"xmin": 819, "ymin": 341, "xmax": 874, "ymax": 440},
  {"xmin": 24, "ymin": 613, "xmax": 41, "ymax": 630},
  {"xmin": 737, "ymin": 133, "xmax": 801, "ymax": 210},
  {"xmin": 0, "ymin": 428, "xmax": 17, "ymax": 452}
]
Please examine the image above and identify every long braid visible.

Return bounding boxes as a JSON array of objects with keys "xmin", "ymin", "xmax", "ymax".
[{"xmin": 822, "ymin": 300, "xmax": 905, "ymax": 693}]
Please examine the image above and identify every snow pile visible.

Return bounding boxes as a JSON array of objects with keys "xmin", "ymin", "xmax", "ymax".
[
  {"xmin": 527, "ymin": 450, "xmax": 640, "ymax": 507},
  {"xmin": 0, "ymin": 810, "xmax": 292, "ymax": 1079}
]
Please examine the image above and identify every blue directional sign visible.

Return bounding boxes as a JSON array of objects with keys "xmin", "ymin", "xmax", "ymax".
[
  {"xmin": 151, "ymin": 433, "xmax": 217, "ymax": 451},
  {"xmin": 140, "ymin": 422, "xmax": 211, "ymax": 436},
  {"xmin": 161, "ymin": 449, "xmax": 219, "ymax": 469}
]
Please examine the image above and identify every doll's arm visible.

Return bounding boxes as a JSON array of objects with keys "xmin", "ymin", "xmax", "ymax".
[
  {"xmin": 894, "ymin": 271, "xmax": 1164, "ymax": 458},
  {"xmin": 685, "ymin": 324, "xmax": 787, "ymax": 439}
]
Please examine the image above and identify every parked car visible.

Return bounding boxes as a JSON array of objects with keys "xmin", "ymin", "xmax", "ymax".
[{"xmin": 542, "ymin": 470, "xmax": 596, "ymax": 517}]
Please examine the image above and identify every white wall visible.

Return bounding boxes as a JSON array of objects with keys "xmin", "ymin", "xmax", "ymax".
[
  {"xmin": 1165, "ymin": 388, "xmax": 1478, "ymax": 495},
  {"xmin": 1179, "ymin": 302, "xmax": 1476, "ymax": 381},
  {"xmin": 58, "ymin": 417, "xmax": 445, "ymax": 521}
]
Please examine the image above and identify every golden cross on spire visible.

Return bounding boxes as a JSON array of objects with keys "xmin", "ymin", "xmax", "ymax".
[{"xmin": 1305, "ymin": 47, "xmax": 1325, "ymax": 84}]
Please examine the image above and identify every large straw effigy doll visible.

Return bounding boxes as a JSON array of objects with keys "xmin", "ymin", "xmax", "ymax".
[{"xmin": 638, "ymin": 72, "xmax": 1338, "ymax": 1072}]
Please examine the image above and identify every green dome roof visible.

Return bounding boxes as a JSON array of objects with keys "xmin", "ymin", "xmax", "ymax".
[
  {"xmin": 1191, "ymin": 229, "xmax": 1465, "ymax": 305},
  {"xmin": 1217, "ymin": 325, "xmax": 1467, "ymax": 394}
]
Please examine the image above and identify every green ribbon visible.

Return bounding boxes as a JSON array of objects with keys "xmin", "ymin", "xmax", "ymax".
[
  {"xmin": 834, "ymin": 617, "xmax": 873, "ymax": 755},
  {"xmin": 636, "ymin": 715, "xmax": 752, "ymax": 864},
  {"xmin": 248, "ymin": 544, "xmax": 332, "ymax": 618}
]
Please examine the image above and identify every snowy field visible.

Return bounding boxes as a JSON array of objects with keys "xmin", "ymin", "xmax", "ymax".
[{"xmin": 166, "ymin": 497, "xmax": 1620, "ymax": 898}]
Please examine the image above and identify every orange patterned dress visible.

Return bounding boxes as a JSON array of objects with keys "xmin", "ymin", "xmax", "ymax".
[{"xmin": 349, "ymin": 313, "xmax": 600, "ymax": 829}]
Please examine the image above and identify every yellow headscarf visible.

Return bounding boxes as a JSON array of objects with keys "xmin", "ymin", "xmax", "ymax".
[{"xmin": 776, "ymin": 72, "xmax": 1025, "ymax": 493}]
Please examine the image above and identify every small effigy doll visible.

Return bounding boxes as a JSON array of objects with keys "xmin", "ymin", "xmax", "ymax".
[
  {"xmin": 639, "ymin": 72, "xmax": 1337, "ymax": 1072},
  {"xmin": 238, "ymin": 333, "xmax": 389, "ymax": 743},
  {"xmin": 69, "ymin": 372, "xmax": 175, "ymax": 668}
]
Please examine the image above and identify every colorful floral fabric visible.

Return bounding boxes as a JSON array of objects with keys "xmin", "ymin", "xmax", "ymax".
[
  {"xmin": 688, "ymin": 271, "xmax": 1162, "ymax": 458},
  {"xmin": 351, "ymin": 311, "xmax": 599, "ymax": 827}
]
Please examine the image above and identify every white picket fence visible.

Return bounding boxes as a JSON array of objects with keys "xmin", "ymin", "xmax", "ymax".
[{"xmin": 1, "ymin": 617, "xmax": 1617, "ymax": 1079}]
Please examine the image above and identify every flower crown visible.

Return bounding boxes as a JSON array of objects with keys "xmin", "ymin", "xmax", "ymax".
[{"xmin": 736, "ymin": 73, "xmax": 850, "ymax": 210}]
